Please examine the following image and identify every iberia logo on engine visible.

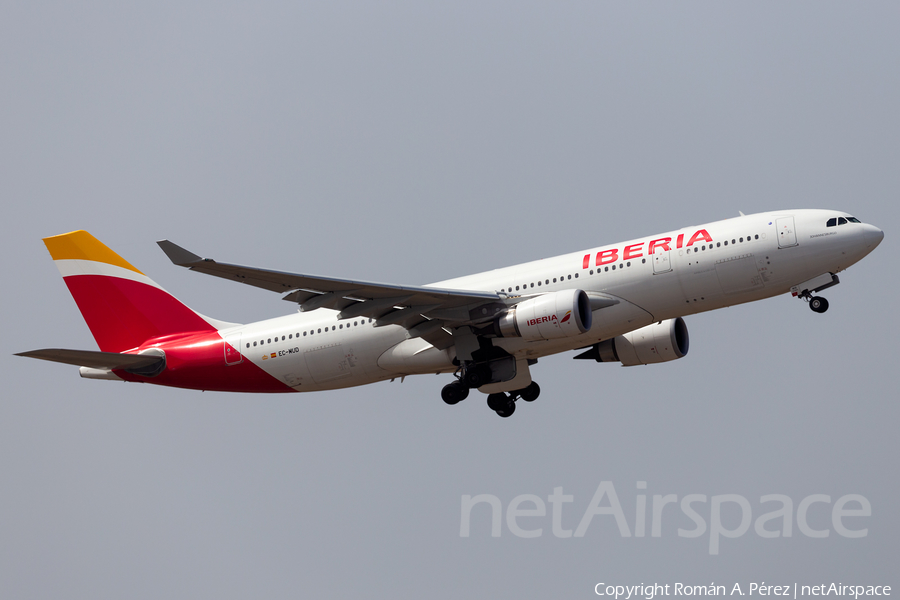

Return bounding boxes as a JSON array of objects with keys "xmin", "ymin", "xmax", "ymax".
[{"xmin": 527, "ymin": 311, "xmax": 570, "ymax": 328}]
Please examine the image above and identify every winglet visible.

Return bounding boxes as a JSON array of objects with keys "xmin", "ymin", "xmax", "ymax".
[{"xmin": 157, "ymin": 240, "xmax": 205, "ymax": 266}]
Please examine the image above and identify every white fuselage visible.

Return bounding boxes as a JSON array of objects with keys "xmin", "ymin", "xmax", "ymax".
[{"xmin": 223, "ymin": 210, "xmax": 883, "ymax": 392}]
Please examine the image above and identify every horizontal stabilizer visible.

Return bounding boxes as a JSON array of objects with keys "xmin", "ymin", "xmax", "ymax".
[{"xmin": 15, "ymin": 348, "xmax": 165, "ymax": 372}]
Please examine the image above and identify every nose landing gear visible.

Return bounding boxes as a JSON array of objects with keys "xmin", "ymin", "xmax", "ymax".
[
  {"xmin": 792, "ymin": 273, "xmax": 839, "ymax": 314},
  {"xmin": 808, "ymin": 295, "xmax": 829, "ymax": 313},
  {"xmin": 799, "ymin": 290, "xmax": 829, "ymax": 313}
]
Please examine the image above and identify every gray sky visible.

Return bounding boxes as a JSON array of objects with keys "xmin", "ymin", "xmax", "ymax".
[{"xmin": 1, "ymin": 2, "xmax": 897, "ymax": 598}]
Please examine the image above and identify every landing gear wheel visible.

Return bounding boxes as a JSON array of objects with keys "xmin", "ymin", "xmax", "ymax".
[
  {"xmin": 496, "ymin": 402, "xmax": 516, "ymax": 418},
  {"xmin": 809, "ymin": 296, "xmax": 829, "ymax": 313},
  {"xmin": 518, "ymin": 382, "xmax": 541, "ymax": 402},
  {"xmin": 487, "ymin": 393, "xmax": 509, "ymax": 412},
  {"xmin": 463, "ymin": 365, "xmax": 490, "ymax": 389},
  {"xmin": 441, "ymin": 382, "xmax": 469, "ymax": 405},
  {"xmin": 487, "ymin": 393, "xmax": 516, "ymax": 417}
]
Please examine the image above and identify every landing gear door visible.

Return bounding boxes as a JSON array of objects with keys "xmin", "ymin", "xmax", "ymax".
[{"xmin": 776, "ymin": 217, "xmax": 798, "ymax": 248}]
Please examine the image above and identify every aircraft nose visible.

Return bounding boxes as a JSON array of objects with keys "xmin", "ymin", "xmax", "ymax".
[{"xmin": 865, "ymin": 223, "xmax": 884, "ymax": 248}]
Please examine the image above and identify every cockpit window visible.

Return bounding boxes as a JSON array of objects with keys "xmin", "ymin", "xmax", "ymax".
[
  {"xmin": 826, "ymin": 218, "xmax": 837, "ymax": 227},
  {"xmin": 838, "ymin": 217, "xmax": 848, "ymax": 225},
  {"xmin": 847, "ymin": 216, "xmax": 861, "ymax": 223}
]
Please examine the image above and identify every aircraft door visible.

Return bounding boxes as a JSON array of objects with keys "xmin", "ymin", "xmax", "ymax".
[
  {"xmin": 776, "ymin": 217, "xmax": 798, "ymax": 248},
  {"xmin": 224, "ymin": 332, "xmax": 243, "ymax": 365},
  {"xmin": 653, "ymin": 248, "xmax": 672, "ymax": 274}
]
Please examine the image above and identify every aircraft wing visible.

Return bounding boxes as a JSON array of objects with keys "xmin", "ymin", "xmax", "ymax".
[{"xmin": 158, "ymin": 240, "xmax": 506, "ymax": 350}]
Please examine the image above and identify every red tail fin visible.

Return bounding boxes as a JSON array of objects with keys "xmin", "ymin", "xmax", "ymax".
[{"xmin": 44, "ymin": 231, "xmax": 221, "ymax": 352}]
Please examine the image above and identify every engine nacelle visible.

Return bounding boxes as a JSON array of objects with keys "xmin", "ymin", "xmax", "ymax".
[
  {"xmin": 495, "ymin": 289, "xmax": 592, "ymax": 341},
  {"xmin": 588, "ymin": 318, "xmax": 689, "ymax": 366}
]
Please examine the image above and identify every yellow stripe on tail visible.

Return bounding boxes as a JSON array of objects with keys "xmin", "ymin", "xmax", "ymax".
[{"xmin": 43, "ymin": 230, "xmax": 144, "ymax": 274}]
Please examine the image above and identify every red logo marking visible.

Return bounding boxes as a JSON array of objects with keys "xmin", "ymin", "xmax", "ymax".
[{"xmin": 582, "ymin": 228, "xmax": 713, "ymax": 269}]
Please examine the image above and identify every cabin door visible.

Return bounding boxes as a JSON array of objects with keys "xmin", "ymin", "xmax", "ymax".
[
  {"xmin": 224, "ymin": 332, "xmax": 243, "ymax": 365},
  {"xmin": 776, "ymin": 217, "xmax": 798, "ymax": 248},
  {"xmin": 653, "ymin": 248, "xmax": 672, "ymax": 274}
]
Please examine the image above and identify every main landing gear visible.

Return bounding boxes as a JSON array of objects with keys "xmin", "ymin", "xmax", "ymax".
[
  {"xmin": 441, "ymin": 366, "xmax": 541, "ymax": 418},
  {"xmin": 441, "ymin": 362, "xmax": 492, "ymax": 406},
  {"xmin": 441, "ymin": 381, "xmax": 469, "ymax": 405},
  {"xmin": 486, "ymin": 382, "xmax": 540, "ymax": 418}
]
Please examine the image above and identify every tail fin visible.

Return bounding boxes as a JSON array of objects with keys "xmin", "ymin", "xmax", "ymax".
[{"xmin": 44, "ymin": 230, "xmax": 222, "ymax": 352}]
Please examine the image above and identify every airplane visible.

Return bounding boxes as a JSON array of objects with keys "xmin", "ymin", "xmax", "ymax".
[{"xmin": 17, "ymin": 209, "xmax": 883, "ymax": 418}]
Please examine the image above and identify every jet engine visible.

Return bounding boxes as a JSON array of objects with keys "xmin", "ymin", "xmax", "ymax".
[
  {"xmin": 576, "ymin": 317, "xmax": 689, "ymax": 366},
  {"xmin": 494, "ymin": 289, "xmax": 592, "ymax": 341}
]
